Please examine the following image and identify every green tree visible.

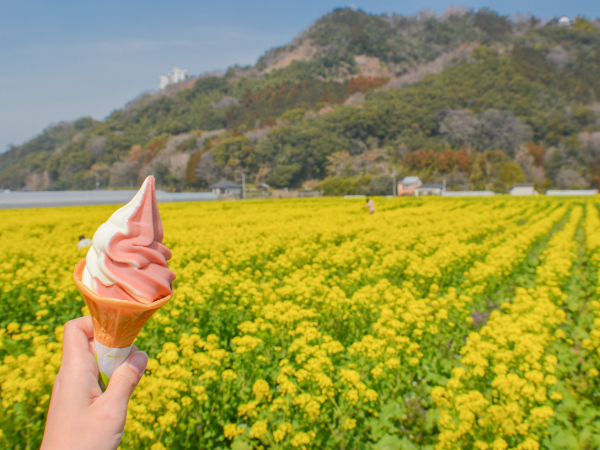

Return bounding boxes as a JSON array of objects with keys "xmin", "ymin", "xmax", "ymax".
[
  {"xmin": 281, "ymin": 108, "xmax": 306, "ymax": 123},
  {"xmin": 544, "ymin": 149, "xmax": 564, "ymax": 183},
  {"xmin": 573, "ymin": 17, "xmax": 597, "ymax": 33},
  {"xmin": 319, "ymin": 176, "xmax": 362, "ymax": 196},
  {"xmin": 212, "ymin": 136, "xmax": 255, "ymax": 170},
  {"xmin": 497, "ymin": 161, "xmax": 525, "ymax": 187}
]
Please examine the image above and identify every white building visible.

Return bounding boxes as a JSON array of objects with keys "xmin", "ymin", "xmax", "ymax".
[
  {"xmin": 159, "ymin": 67, "xmax": 189, "ymax": 90},
  {"xmin": 209, "ymin": 180, "xmax": 242, "ymax": 196},
  {"xmin": 510, "ymin": 183, "xmax": 538, "ymax": 196},
  {"xmin": 546, "ymin": 189, "xmax": 598, "ymax": 196},
  {"xmin": 415, "ymin": 184, "xmax": 444, "ymax": 197},
  {"xmin": 558, "ymin": 16, "xmax": 572, "ymax": 27}
]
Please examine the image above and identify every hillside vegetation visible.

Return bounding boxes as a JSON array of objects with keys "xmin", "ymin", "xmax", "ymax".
[{"xmin": 2, "ymin": 8, "xmax": 600, "ymax": 194}]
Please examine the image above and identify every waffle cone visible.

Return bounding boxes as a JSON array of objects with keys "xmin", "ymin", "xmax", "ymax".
[{"xmin": 73, "ymin": 259, "xmax": 173, "ymax": 348}]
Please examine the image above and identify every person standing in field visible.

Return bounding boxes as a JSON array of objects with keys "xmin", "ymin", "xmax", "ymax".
[
  {"xmin": 364, "ymin": 198, "xmax": 375, "ymax": 214},
  {"xmin": 77, "ymin": 235, "xmax": 92, "ymax": 250}
]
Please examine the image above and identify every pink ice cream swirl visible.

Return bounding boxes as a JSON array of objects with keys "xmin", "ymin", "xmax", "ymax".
[{"xmin": 82, "ymin": 176, "xmax": 176, "ymax": 304}]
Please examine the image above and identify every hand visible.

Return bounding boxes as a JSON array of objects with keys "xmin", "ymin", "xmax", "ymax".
[{"xmin": 41, "ymin": 316, "xmax": 148, "ymax": 450}]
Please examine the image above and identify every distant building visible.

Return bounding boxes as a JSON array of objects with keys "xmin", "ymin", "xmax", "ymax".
[
  {"xmin": 415, "ymin": 184, "xmax": 444, "ymax": 197},
  {"xmin": 558, "ymin": 16, "xmax": 572, "ymax": 27},
  {"xmin": 546, "ymin": 189, "xmax": 598, "ymax": 196},
  {"xmin": 209, "ymin": 180, "xmax": 242, "ymax": 196},
  {"xmin": 398, "ymin": 176, "xmax": 422, "ymax": 196},
  {"xmin": 159, "ymin": 67, "xmax": 189, "ymax": 90},
  {"xmin": 246, "ymin": 182, "xmax": 271, "ymax": 198},
  {"xmin": 510, "ymin": 183, "xmax": 538, "ymax": 196},
  {"xmin": 257, "ymin": 183, "xmax": 270, "ymax": 192},
  {"xmin": 442, "ymin": 191, "xmax": 495, "ymax": 197}
]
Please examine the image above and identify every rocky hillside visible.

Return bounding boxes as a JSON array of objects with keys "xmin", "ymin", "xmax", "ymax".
[{"xmin": 2, "ymin": 8, "xmax": 600, "ymax": 194}]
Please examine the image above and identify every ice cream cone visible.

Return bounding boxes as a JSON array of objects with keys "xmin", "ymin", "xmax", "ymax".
[{"xmin": 73, "ymin": 258, "xmax": 173, "ymax": 348}]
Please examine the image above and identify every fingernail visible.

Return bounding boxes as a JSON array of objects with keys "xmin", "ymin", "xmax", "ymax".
[{"xmin": 128, "ymin": 351, "xmax": 148, "ymax": 375}]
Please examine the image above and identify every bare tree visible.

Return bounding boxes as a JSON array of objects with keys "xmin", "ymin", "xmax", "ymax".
[
  {"xmin": 545, "ymin": 46, "xmax": 571, "ymax": 70},
  {"xmin": 110, "ymin": 160, "xmax": 139, "ymax": 187},
  {"xmin": 514, "ymin": 144, "xmax": 544, "ymax": 183},
  {"xmin": 169, "ymin": 153, "xmax": 190, "ymax": 183},
  {"xmin": 439, "ymin": 109, "xmax": 532, "ymax": 155},
  {"xmin": 90, "ymin": 163, "xmax": 110, "ymax": 188},
  {"xmin": 438, "ymin": 109, "xmax": 478, "ymax": 147},
  {"xmin": 326, "ymin": 151, "xmax": 354, "ymax": 176},
  {"xmin": 441, "ymin": 5, "xmax": 470, "ymax": 19},
  {"xmin": 87, "ymin": 136, "xmax": 107, "ymax": 157},
  {"xmin": 213, "ymin": 96, "xmax": 240, "ymax": 110},
  {"xmin": 353, "ymin": 149, "xmax": 389, "ymax": 175},
  {"xmin": 254, "ymin": 166, "xmax": 271, "ymax": 184},
  {"xmin": 556, "ymin": 169, "xmax": 588, "ymax": 189},
  {"xmin": 195, "ymin": 152, "xmax": 218, "ymax": 187},
  {"xmin": 442, "ymin": 171, "xmax": 469, "ymax": 191},
  {"xmin": 475, "ymin": 110, "xmax": 533, "ymax": 156},
  {"xmin": 579, "ymin": 132, "xmax": 600, "ymax": 159}
]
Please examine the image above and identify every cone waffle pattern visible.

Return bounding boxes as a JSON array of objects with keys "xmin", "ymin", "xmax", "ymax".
[{"xmin": 73, "ymin": 259, "xmax": 173, "ymax": 348}]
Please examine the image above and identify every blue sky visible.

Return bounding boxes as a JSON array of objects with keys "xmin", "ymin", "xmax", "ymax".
[{"xmin": 1, "ymin": 0, "xmax": 599, "ymax": 153}]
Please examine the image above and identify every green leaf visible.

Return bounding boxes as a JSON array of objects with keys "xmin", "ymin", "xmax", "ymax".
[
  {"xmin": 231, "ymin": 438, "xmax": 251, "ymax": 450},
  {"xmin": 373, "ymin": 434, "xmax": 419, "ymax": 450},
  {"xmin": 99, "ymin": 371, "xmax": 109, "ymax": 391},
  {"xmin": 373, "ymin": 434, "xmax": 403, "ymax": 450},
  {"xmin": 424, "ymin": 408, "xmax": 441, "ymax": 433},
  {"xmin": 425, "ymin": 372, "xmax": 448, "ymax": 385},
  {"xmin": 367, "ymin": 418, "xmax": 389, "ymax": 442},
  {"xmin": 550, "ymin": 430, "xmax": 579, "ymax": 450},
  {"xmin": 575, "ymin": 407, "xmax": 599, "ymax": 428}
]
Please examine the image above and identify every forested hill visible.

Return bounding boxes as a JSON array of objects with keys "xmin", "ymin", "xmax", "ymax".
[{"xmin": 2, "ymin": 8, "xmax": 600, "ymax": 194}]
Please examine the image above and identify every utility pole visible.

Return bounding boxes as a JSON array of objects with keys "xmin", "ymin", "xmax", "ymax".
[
  {"xmin": 242, "ymin": 173, "xmax": 246, "ymax": 200},
  {"xmin": 392, "ymin": 168, "xmax": 397, "ymax": 196},
  {"xmin": 443, "ymin": 178, "xmax": 446, "ymax": 192}
]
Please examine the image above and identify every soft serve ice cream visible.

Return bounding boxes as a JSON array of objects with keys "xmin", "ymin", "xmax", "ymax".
[
  {"xmin": 75, "ymin": 175, "xmax": 177, "ymax": 390},
  {"xmin": 82, "ymin": 175, "xmax": 176, "ymax": 303}
]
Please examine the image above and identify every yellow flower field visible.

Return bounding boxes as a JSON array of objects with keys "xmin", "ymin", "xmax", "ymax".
[{"xmin": 1, "ymin": 197, "xmax": 600, "ymax": 449}]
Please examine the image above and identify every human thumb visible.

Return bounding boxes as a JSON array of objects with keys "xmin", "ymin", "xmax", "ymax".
[{"xmin": 102, "ymin": 350, "xmax": 148, "ymax": 410}]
